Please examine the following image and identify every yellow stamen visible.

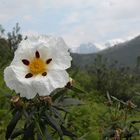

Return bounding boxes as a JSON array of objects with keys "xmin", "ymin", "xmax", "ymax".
[{"xmin": 29, "ymin": 58, "xmax": 46, "ymax": 75}]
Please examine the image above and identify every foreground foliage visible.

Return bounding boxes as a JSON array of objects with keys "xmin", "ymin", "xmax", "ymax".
[
  {"xmin": 0, "ymin": 24, "xmax": 140, "ymax": 139},
  {"xmin": 5, "ymin": 87, "xmax": 83, "ymax": 140}
]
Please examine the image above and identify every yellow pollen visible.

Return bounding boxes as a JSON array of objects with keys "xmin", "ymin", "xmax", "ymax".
[{"xmin": 29, "ymin": 58, "xmax": 46, "ymax": 75}]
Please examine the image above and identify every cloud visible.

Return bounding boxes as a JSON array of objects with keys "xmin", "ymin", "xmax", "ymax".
[
  {"xmin": 0, "ymin": 0, "xmax": 140, "ymax": 49},
  {"xmin": 22, "ymin": 15, "xmax": 32, "ymax": 21},
  {"xmin": 57, "ymin": 0, "xmax": 140, "ymax": 48},
  {"xmin": 60, "ymin": 12, "xmax": 81, "ymax": 26},
  {"xmin": 0, "ymin": 0, "xmax": 48, "ymax": 22}
]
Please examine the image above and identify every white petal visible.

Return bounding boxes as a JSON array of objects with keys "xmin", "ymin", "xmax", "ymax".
[
  {"xmin": 47, "ymin": 51, "xmax": 72, "ymax": 70},
  {"xmin": 11, "ymin": 41, "xmax": 34, "ymax": 68},
  {"xmin": 32, "ymin": 70, "xmax": 69, "ymax": 96},
  {"xmin": 47, "ymin": 37, "xmax": 72, "ymax": 70},
  {"xmin": 47, "ymin": 36, "xmax": 69, "ymax": 51},
  {"xmin": 29, "ymin": 36, "xmax": 72, "ymax": 70},
  {"xmin": 47, "ymin": 70, "xmax": 69, "ymax": 88},
  {"xmin": 4, "ymin": 66, "xmax": 37, "ymax": 99},
  {"xmin": 32, "ymin": 76, "xmax": 53, "ymax": 96},
  {"xmin": 14, "ymin": 35, "xmax": 72, "ymax": 70}
]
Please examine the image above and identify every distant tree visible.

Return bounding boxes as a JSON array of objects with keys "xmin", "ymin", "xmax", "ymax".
[
  {"xmin": 136, "ymin": 56, "xmax": 140, "ymax": 68},
  {"xmin": 134, "ymin": 56, "xmax": 140, "ymax": 83},
  {"xmin": 0, "ymin": 23, "xmax": 25, "ymax": 68},
  {"xmin": 0, "ymin": 24, "xmax": 5, "ymax": 38},
  {"xmin": 7, "ymin": 23, "xmax": 23, "ymax": 52}
]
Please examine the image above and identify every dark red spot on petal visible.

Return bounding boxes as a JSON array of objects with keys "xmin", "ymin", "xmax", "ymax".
[
  {"xmin": 46, "ymin": 58, "xmax": 52, "ymax": 64},
  {"xmin": 35, "ymin": 51, "xmax": 40, "ymax": 58},
  {"xmin": 42, "ymin": 72, "xmax": 47, "ymax": 76},
  {"xmin": 25, "ymin": 73, "xmax": 33, "ymax": 78},
  {"xmin": 22, "ymin": 59, "xmax": 30, "ymax": 65}
]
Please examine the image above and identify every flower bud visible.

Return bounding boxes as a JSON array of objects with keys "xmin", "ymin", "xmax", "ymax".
[
  {"xmin": 66, "ymin": 77, "xmax": 75, "ymax": 88},
  {"xmin": 10, "ymin": 96, "xmax": 23, "ymax": 108},
  {"xmin": 40, "ymin": 96, "xmax": 52, "ymax": 106},
  {"xmin": 113, "ymin": 128, "xmax": 122, "ymax": 140},
  {"xmin": 104, "ymin": 101, "xmax": 113, "ymax": 106},
  {"xmin": 126, "ymin": 100, "xmax": 137, "ymax": 109}
]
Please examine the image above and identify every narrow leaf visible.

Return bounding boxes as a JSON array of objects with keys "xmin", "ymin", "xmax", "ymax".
[
  {"xmin": 70, "ymin": 86, "xmax": 85, "ymax": 94},
  {"xmin": 58, "ymin": 98, "xmax": 83, "ymax": 107},
  {"xmin": 10, "ymin": 129, "xmax": 24, "ymax": 139},
  {"xmin": 61, "ymin": 125, "xmax": 76, "ymax": 138},
  {"xmin": 22, "ymin": 122, "xmax": 35, "ymax": 140},
  {"xmin": 45, "ymin": 113, "xmax": 63, "ymax": 136},
  {"xmin": 51, "ymin": 88, "xmax": 67, "ymax": 102},
  {"xmin": 111, "ymin": 96, "xmax": 126, "ymax": 105},
  {"xmin": 6, "ymin": 110, "xmax": 22, "ymax": 140}
]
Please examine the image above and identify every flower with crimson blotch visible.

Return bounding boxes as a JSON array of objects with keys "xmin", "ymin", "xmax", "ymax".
[{"xmin": 4, "ymin": 35, "xmax": 72, "ymax": 99}]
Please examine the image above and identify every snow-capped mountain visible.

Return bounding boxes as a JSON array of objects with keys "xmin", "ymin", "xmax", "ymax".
[
  {"xmin": 104, "ymin": 39, "xmax": 125, "ymax": 48},
  {"xmin": 74, "ymin": 42, "xmax": 100, "ymax": 54},
  {"xmin": 72, "ymin": 35, "xmax": 140, "ymax": 68}
]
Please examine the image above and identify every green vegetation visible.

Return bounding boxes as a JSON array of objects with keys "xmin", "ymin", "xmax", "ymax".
[{"xmin": 0, "ymin": 24, "xmax": 140, "ymax": 139}]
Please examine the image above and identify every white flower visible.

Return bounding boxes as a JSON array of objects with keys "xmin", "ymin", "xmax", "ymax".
[{"xmin": 4, "ymin": 35, "xmax": 72, "ymax": 99}]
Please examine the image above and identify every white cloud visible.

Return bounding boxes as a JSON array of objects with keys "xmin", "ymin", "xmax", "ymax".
[
  {"xmin": 57, "ymin": 0, "xmax": 140, "ymax": 47},
  {"xmin": 60, "ymin": 12, "xmax": 81, "ymax": 25},
  {"xmin": 0, "ymin": 0, "xmax": 48, "ymax": 22},
  {"xmin": 22, "ymin": 15, "xmax": 32, "ymax": 21},
  {"xmin": 0, "ymin": 0, "xmax": 140, "ymax": 49}
]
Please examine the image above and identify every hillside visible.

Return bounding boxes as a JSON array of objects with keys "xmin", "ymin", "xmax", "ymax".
[{"xmin": 72, "ymin": 35, "xmax": 140, "ymax": 68}]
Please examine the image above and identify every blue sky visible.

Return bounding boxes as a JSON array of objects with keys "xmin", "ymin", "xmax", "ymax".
[{"xmin": 0, "ymin": 0, "xmax": 140, "ymax": 49}]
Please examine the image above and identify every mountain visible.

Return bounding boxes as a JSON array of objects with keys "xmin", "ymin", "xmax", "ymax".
[
  {"xmin": 0, "ymin": 35, "xmax": 140, "ymax": 69},
  {"xmin": 74, "ymin": 42, "xmax": 100, "ymax": 54},
  {"xmin": 72, "ymin": 35, "xmax": 140, "ymax": 68},
  {"xmin": 104, "ymin": 39, "xmax": 125, "ymax": 48}
]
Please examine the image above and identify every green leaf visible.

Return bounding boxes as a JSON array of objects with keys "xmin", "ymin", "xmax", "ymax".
[
  {"xmin": 34, "ymin": 118, "xmax": 46, "ymax": 140},
  {"xmin": 6, "ymin": 110, "xmax": 22, "ymax": 140},
  {"xmin": 38, "ymin": 116, "xmax": 54, "ymax": 140},
  {"xmin": 22, "ymin": 122, "xmax": 35, "ymax": 140},
  {"xmin": 70, "ymin": 86, "xmax": 85, "ymax": 94},
  {"xmin": 58, "ymin": 98, "xmax": 83, "ymax": 107},
  {"xmin": 51, "ymin": 107, "xmax": 64, "ymax": 123},
  {"xmin": 45, "ymin": 112, "xmax": 63, "ymax": 137},
  {"xmin": 44, "ymin": 126, "xmax": 53, "ymax": 140},
  {"xmin": 10, "ymin": 128, "xmax": 24, "ymax": 139},
  {"xmin": 103, "ymin": 129, "xmax": 115, "ymax": 139},
  {"xmin": 52, "ymin": 105, "xmax": 69, "ymax": 113},
  {"xmin": 111, "ymin": 96, "xmax": 126, "ymax": 105},
  {"xmin": 135, "ymin": 92, "xmax": 140, "ymax": 96},
  {"xmin": 61, "ymin": 125, "xmax": 76, "ymax": 138},
  {"xmin": 51, "ymin": 88, "xmax": 67, "ymax": 102}
]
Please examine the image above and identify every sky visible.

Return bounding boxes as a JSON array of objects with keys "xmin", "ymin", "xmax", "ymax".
[{"xmin": 0, "ymin": 0, "xmax": 140, "ymax": 49}]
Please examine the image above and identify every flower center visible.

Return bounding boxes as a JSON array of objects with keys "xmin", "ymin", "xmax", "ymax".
[
  {"xmin": 29, "ymin": 58, "xmax": 46, "ymax": 75},
  {"xmin": 22, "ymin": 51, "xmax": 52, "ymax": 78}
]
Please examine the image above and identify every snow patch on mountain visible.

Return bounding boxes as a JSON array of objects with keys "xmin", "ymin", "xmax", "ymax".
[{"xmin": 73, "ymin": 42, "xmax": 100, "ymax": 54}]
